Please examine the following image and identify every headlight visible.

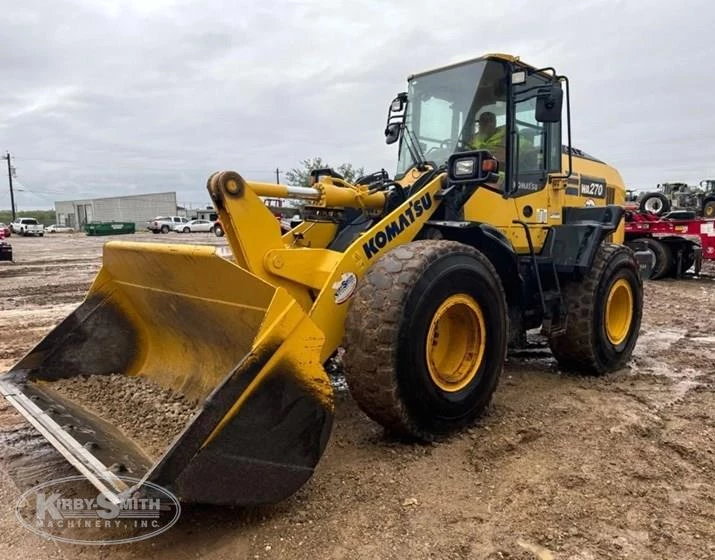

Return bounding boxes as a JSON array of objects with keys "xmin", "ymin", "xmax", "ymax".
[
  {"xmin": 447, "ymin": 150, "xmax": 499, "ymax": 185},
  {"xmin": 453, "ymin": 158, "xmax": 476, "ymax": 177}
]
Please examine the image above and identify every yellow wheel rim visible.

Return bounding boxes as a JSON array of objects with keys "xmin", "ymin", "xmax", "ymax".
[
  {"xmin": 705, "ymin": 204, "xmax": 715, "ymax": 217},
  {"xmin": 605, "ymin": 278, "xmax": 634, "ymax": 346},
  {"xmin": 426, "ymin": 294, "xmax": 486, "ymax": 393}
]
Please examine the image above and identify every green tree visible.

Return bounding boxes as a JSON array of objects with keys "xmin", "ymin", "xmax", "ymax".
[
  {"xmin": 285, "ymin": 157, "xmax": 365, "ymax": 188},
  {"xmin": 0, "ymin": 209, "xmax": 56, "ymax": 225},
  {"xmin": 335, "ymin": 163, "xmax": 366, "ymax": 184}
]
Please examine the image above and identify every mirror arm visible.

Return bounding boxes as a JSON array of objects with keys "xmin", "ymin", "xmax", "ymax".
[
  {"xmin": 564, "ymin": 76, "xmax": 572, "ymax": 180},
  {"xmin": 548, "ymin": 75, "xmax": 572, "ymax": 181}
]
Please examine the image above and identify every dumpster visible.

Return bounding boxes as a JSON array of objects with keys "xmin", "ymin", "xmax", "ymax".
[{"xmin": 85, "ymin": 222, "xmax": 136, "ymax": 236}]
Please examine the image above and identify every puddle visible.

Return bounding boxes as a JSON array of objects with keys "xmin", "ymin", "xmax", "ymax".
[
  {"xmin": 685, "ymin": 335, "xmax": 715, "ymax": 345},
  {"xmin": 628, "ymin": 327, "xmax": 707, "ymax": 407},
  {"xmin": 633, "ymin": 328, "xmax": 686, "ymax": 357},
  {"xmin": 671, "ymin": 378, "xmax": 701, "ymax": 400}
]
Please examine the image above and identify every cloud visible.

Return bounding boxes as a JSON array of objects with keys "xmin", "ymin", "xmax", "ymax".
[{"xmin": 1, "ymin": 0, "xmax": 714, "ymax": 210}]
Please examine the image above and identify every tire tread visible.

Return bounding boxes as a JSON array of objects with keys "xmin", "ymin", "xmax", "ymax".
[
  {"xmin": 549, "ymin": 243, "xmax": 642, "ymax": 374},
  {"xmin": 344, "ymin": 240, "xmax": 506, "ymax": 438}
]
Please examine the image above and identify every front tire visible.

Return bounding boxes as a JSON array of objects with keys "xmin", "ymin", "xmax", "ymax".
[
  {"xmin": 343, "ymin": 240, "xmax": 508, "ymax": 440},
  {"xmin": 214, "ymin": 224, "xmax": 224, "ymax": 237},
  {"xmin": 549, "ymin": 243, "xmax": 643, "ymax": 375}
]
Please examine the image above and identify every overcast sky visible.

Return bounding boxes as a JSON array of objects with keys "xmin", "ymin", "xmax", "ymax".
[{"xmin": 2, "ymin": 0, "xmax": 714, "ymax": 210}]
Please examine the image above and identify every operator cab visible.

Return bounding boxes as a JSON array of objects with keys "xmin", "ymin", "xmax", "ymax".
[{"xmin": 386, "ymin": 54, "xmax": 568, "ymax": 197}]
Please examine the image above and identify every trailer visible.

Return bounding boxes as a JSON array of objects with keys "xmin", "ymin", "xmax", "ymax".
[{"xmin": 624, "ymin": 209, "xmax": 715, "ymax": 279}]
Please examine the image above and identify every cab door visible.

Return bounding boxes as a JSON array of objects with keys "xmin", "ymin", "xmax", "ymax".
[{"xmin": 502, "ymin": 72, "xmax": 563, "ymax": 252}]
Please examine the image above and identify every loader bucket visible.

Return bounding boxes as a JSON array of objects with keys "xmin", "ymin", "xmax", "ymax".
[{"xmin": 0, "ymin": 241, "xmax": 333, "ymax": 506}]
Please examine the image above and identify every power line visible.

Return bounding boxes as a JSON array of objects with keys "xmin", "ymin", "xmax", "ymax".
[
  {"xmin": 13, "ymin": 178, "xmax": 97, "ymax": 199},
  {"xmin": 14, "ymin": 174, "xmax": 144, "ymax": 200},
  {"xmin": 12, "ymin": 178, "xmax": 63, "ymax": 194},
  {"xmin": 12, "ymin": 156, "xmax": 282, "ymax": 175}
]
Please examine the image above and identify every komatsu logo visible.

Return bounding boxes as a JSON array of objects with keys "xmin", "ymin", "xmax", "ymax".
[{"xmin": 362, "ymin": 193, "xmax": 433, "ymax": 259}]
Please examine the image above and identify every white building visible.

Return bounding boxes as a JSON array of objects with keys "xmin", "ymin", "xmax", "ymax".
[{"xmin": 54, "ymin": 192, "xmax": 178, "ymax": 229}]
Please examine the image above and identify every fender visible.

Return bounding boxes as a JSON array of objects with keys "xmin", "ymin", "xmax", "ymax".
[{"xmin": 419, "ymin": 220, "xmax": 521, "ymax": 304}]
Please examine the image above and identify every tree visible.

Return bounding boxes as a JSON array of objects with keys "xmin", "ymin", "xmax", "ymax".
[
  {"xmin": 0, "ymin": 209, "xmax": 56, "ymax": 225},
  {"xmin": 335, "ymin": 163, "xmax": 366, "ymax": 184},
  {"xmin": 285, "ymin": 157, "xmax": 365, "ymax": 188}
]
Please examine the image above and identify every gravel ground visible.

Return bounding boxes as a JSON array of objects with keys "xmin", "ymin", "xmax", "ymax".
[
  {"xmin": 50, "ymin": 373, "xmax": 197, "ymax": 460},
  {"xmin": 0, "ymin": 232, "xmax": 714, "ymax": 559}
]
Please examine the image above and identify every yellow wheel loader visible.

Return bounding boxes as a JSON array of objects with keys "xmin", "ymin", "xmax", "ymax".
[{"xmin": 0, "ymin": 53, "xmax": 644, "ymax": 506}]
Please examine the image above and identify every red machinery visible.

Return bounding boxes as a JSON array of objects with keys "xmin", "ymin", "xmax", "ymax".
[{"xmin": 624, "ymin": 208, "xmax": 715, "ymax": 279}]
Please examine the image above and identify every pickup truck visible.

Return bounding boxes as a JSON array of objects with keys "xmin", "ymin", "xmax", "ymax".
[
  {"xmin": 10, "ymin": 218, "xmax": 44, "ymax": 237},
  {"xmin": 146, "ymin": 216, "xmax": 189, "ymax": 234}
]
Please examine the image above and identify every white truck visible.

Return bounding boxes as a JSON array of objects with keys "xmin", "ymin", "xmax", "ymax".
[
  {"xmin": 146, "ymin": 216, "xmax": 189, "ymax": 234},
  {"xmin": 10, "ymin": 217, "xmax": 44, "ymax": 237}
]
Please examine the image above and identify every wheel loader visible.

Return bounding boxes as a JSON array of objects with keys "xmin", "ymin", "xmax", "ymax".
[{"xmin": 0, "ymin": 53, "xmax": 644, "ymax": 506}]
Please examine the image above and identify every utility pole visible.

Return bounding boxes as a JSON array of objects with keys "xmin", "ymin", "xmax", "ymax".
[
  {"xmin": 3, "ymin": 152, "xmax": 16, "ymax": 221},
  {"xmin": 275, "ymin": 167, "xmax": 280, "ymax": 184}
]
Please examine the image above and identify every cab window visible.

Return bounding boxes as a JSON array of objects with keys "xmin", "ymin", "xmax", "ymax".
[{"xmin": 514, "ymin": 95, "xmax": 545, "ymax": 174}]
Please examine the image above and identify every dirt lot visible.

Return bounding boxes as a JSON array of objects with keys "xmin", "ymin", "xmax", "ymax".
[{"xmin": 1, "ymin": 232, "xmax": 714, "ymax": 559}]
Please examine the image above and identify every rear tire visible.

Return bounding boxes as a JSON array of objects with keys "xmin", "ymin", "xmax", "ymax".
[
  {"xmin": 161, "ymin": 225, "xmax": 170, "ymax": 234},
  {"xmin": 681, "ymin": 250, "xmax": 696, "ymax": 273},
  {"xmin": 641, "ymin": 238, "xmax": 672, "ymax": 279},
  {"xmin": 665, "ymin": 241, "xmax": 696, "ymax": 277},
  {"xmin": 703, "ymin": 199, "xmax": 715, "ymax": 218},
  {"xmin": 548, "ymin": 243, "xmax": 643, "ymax": 375},
  {"xmin": 343, "ymin": 240, "xmax": 508, "ymax": 440}
]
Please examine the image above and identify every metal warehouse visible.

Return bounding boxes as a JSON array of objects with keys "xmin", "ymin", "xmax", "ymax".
[{"xmin": 54, "ymin": 192, "xmax": 178, "ymax": 229}]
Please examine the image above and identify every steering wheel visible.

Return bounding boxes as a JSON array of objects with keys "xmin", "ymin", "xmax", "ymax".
[{"xmin": 424, "ymin": 138, "xmax": 455, "ymax": 163}]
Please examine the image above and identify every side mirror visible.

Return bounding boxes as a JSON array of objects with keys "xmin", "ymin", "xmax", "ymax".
[
  {"xmin": 385, "ymin": 123, "xmax": 401, "ymax": 145},
  {"xmin": 535, "ymin": 84, "xmax": 563, "ymax": 123},
  {"xmin": 385, "ymin": 92, "xmax": 407, "ymax": 145},
  {"xmin": 447, "ymin": 150, "xmax": 500, "ymax": 185}
]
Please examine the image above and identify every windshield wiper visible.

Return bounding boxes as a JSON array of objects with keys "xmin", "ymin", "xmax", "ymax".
[{"xmin": 403, "ymin": 126, "xmax": 429, "ymax": 170}]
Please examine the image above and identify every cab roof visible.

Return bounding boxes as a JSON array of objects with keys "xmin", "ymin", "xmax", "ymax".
[{"xmin": 408, "ymin": 53, "xmax": 543, "ymax": 81}]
